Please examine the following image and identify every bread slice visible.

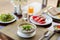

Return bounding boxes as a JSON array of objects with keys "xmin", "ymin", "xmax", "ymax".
[{"xmin": 48, "ymin": 7, "xmax": 60, "ymax": 16}]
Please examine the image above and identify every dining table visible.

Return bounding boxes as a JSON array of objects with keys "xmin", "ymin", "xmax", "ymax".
[
  {"xmin": 0, "ymin": 18, "xmax": 60, "ymax": 40},
  {"xmin": 0, "ymin": 0, "xmax": 60, "ymax": 40}
]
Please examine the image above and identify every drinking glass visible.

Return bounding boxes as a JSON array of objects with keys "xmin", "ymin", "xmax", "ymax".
[
  {"xmin": 22, "ymin": 11, "xmax": 28, "ymax": 21},
  {"xmin": 28, "ymin": 6, "xmax": 34, "ymax": 15}
]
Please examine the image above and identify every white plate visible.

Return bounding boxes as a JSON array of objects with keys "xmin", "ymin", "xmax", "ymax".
[
  {"xmin": 22, "ymin": 2, "xmax": 42, "ymax": 15},
  {"xmin": 17, "ymin": 30, "xmax": 36, "ymax": 38},
  {"xmin": 0, "ymin": 14, "xmax": 17, "ymax": 24},
  {"xmin": 30, "ymin": 14, "xmax": 52, "ymax": 25},
  {"xmin": 48, "ymin": 7, "xmax": 60, "ymax": 20}
]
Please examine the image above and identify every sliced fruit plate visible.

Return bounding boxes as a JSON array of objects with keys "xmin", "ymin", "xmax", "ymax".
[{"xmin": 30, "ymin": 14, "xmax": 52, "ymax": 25}]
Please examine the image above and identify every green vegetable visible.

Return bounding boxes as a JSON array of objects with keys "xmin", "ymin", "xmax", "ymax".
[
  {"xmin": 0, "ymin": 14, "xmax": 14, "ymax": 22},
  {"xmin": 22, "ymin": 25, "xmax": 32, "ymax": 31}
]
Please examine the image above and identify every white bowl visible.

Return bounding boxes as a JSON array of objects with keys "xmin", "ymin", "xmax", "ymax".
[
  {"xmin": 17, "ymin": 22, "xmax": 37, "ymax": 38},
  {"xmin": 18, "ymin": 22, "xmax": 37, "ymax": 34},
  {"xmin": 0, "ymin": 14, "xmax": 17, "ymax": 24},
  {"xmin": 30, "ymin": 14, "xmax": 52, "ymax": 25}
]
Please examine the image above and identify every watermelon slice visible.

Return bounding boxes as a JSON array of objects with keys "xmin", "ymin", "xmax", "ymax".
[{"xmin": 32, "ymin": 16, "xmax": 46, "ymax": 24}]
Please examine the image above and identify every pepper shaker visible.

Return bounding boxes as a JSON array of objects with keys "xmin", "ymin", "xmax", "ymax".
[{"xmin": 42, "ymin": 0, "xmax": 47, "ymax": 9}]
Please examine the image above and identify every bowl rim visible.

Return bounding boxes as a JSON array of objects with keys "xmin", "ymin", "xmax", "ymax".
[{"xmin": 18, "ymin": 22, "xmax": 37, "ymax": 33}]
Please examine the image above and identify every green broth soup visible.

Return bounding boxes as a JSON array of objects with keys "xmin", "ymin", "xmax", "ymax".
[
  {"xmin": 20, "ymin": 23, "xmax": 34, "ymax": 31},
  {"xmin": 22, "ymin": 25, "xmax": 32, "ymax": 31}
]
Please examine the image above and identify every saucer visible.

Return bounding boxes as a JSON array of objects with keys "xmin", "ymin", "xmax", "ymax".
[{"xmin": 17, "ymin": 30, "xmax": 36, "ymax": 38}]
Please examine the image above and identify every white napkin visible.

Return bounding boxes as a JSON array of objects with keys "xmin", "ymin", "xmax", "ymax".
[
  {"xmin": 0, "ymin": 26, "xmax": 4, "ymax": 29},
  {"xmin": 57, "ymin": 37, "xmax": 60, "ymax": 40}
]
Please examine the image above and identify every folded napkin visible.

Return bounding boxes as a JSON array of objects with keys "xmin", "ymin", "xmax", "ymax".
[
  {"xmin": 48, "ymin": 7, "xmax": 60, "ymax": 16},
  {"xmin": 57, "ymin": 37, "xmax": 60, "ymax": 40},
  {"xmin": 0, "ymin": 26, "xmax": 4, "ymax": 29}
]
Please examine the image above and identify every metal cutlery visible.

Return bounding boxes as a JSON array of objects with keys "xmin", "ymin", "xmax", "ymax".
[{"xmin": 39, "ymin": 31, "xmax": 55, "ymax": 40}]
